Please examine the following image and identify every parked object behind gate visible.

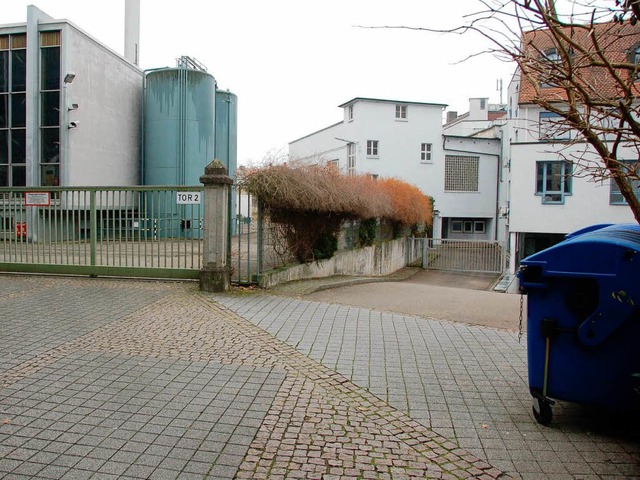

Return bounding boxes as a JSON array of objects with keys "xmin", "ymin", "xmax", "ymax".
[{"xmin": 519, "ymin": 223, "xmax": 640, "ymax": 425}]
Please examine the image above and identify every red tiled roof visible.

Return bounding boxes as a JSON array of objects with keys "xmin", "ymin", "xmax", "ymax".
[{"xmin": 518, "ymin": 21, "xmax": 640, "ymax": 104}]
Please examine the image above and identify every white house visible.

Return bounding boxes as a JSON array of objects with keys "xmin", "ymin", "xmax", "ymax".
[
  {"xmin": 504, "ymin": 24, "xmax": 640, "ymax": 274},
  {"xmin": 289, "ymin": 97, "xmax": 506, "ymax": 241}
]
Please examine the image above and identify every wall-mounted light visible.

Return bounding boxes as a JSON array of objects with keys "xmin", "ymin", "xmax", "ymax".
[
  {"xmin": 63, "ymin": 72, "xmax": 76, "ymax": 84},
  {"xmin": 68, "ymin": 121, "xmax": 79, "ymax": 129},
  {"xmin": 433, "ymin": 210, "xmax": 440, "ymax": 217},
  {"xmin": 68, "ymin": 103, "xmax": 79, "ymax": 111}
]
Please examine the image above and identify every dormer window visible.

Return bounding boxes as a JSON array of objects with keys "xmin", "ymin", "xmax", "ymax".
[
  {"xmin": 395, "ymin": 104, "xmax": 407, "ymax": 120},
  {"xmin": 544, "ymin": 48, "xmax": 561, "ymax": 63},
  {"xmin": 540, "ymin": 47, "xmax": 573, "ymax": 88},
  {"xmin": 630, "ymin": 44, "xmax": 640, "ymax": 80}
]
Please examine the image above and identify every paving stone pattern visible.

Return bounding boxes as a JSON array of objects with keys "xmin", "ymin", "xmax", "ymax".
[
  {"xmin": 1, "ymin": 353, "xmax": 282, "ymax": 479},
  {"xmin": 1, "ymin": 275, "xmax": 510, "ymax": 479},
  {"xmin": 0, "ymin": 276, "xmax": 168, "ymax": 375},
  {"xmin": 214, "ymin": 292, "xmax": 640, "ymax": 480}
]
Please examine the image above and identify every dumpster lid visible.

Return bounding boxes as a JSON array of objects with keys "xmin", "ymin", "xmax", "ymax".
[
  {"xmin": 564, "ymin": 223, "xmax": 613, "ymax": 240},
  {"xmin": 519, "ymin": 223, "xmax": 640, "ymax": 279}
]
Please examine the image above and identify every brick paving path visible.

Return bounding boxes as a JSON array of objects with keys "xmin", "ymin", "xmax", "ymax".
[
  {"xmin": 213, "ymin": 292, "xmax": 640, "ymax": 480},
  {"xmin": 0, "ymin": 275, "xmax": 510, "ymax": 479}
]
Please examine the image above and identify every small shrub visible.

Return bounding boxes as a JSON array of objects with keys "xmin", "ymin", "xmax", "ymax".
[
  {"xmin": 358, "ymin": 218, "xmax": 377, "ymax": 246},
  {"xmin": 312, "ymin": 232, "xmax": 339, "ymax": 260}
]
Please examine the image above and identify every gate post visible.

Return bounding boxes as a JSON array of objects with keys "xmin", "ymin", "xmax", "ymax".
[
  {"xmin": 422, "ymin": 237, "xmax": 429, "ymax": 269},
  {"xmin": 199, "ymin": 159, "xmax": 233, "ymax": 292}
]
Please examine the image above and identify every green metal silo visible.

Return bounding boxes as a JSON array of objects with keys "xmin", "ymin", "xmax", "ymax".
[
  {"xmin": 215, "ymin": 90, "xmax": 237, "ymax": 177},
  {"xmin": 215, "ymin": 90, "xmax": 238, "ymax": 233},
  {"xmin": 144, "ymin": 66, "xmax": 216, "ymax": 185},
  {"xmin": 143, "ymin": 60, "xmax": 216, "ymax": 238}
]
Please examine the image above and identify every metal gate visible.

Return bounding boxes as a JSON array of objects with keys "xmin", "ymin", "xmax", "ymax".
[
  {"xmin": 230, "ymin": 187, "xmax": 260, "ymax": 284},
  {"xmin": 424, "ymin": 238, "xmax": 506, "ymax": 273},
  {"xmin": 0, "ymin": 186, "xmax": 204, "ymax": 279},
  {"xmin": 229, "ymin": 186, "xmax": 299, "ymax": 285}
]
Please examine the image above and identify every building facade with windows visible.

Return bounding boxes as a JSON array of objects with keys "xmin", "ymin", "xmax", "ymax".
[
  {"xmin": 504, "ymin": 22, "xmax": 640, "ymax": 273},
  {"xmin": 290, "ymin": 22, "xmax": 640, "ymax": 278},
  {"xmin": 1, "ymin": 6, "xmax": 143, "ymax": 190},
  {"xmin": 0, "ymin": 5, "xmax": 239, "ymax": 242},
  {"xmin": 289, "ymin": 97, "xmax": 505, "ymax": 241}
]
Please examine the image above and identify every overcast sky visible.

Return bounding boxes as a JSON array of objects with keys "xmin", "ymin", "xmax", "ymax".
[{"xmin": 6, "ymin": 0, "xmax": 515, "ymax": 165}]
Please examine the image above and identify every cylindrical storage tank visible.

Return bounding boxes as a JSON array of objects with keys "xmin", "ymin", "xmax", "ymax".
[
  {"xmin": 144, "ymin": 68, "xmax": 216, "ymax": 185},
  {"xmin": 215, "ymin": 90, "xmax": 238, "ymax": 178},
  {"xmin": 143, "ymin": 68, "xmax": 216, "ymax": 238},
  {"xmin": 215, "ymin": 90, "xmax": 238, "ymax": 234}
]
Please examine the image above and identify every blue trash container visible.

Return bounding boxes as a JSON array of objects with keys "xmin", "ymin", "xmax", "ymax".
[{"xmin": 519, "ymin": 223, "xmax": 640, "ymax": 425}]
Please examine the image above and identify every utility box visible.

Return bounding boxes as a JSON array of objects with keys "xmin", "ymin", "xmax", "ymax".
[{"xmin": 519, "ymin": 223, "xmax": 640, "ymax": 425}]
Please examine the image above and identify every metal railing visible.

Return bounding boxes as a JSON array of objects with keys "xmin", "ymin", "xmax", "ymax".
[
  {"xmin": 0, "ymin": 186, "xmax": 204, "ymax": 278},
  {"xmin": 425, "ymin": 238, "xmax": 506, "ymax": 273}
]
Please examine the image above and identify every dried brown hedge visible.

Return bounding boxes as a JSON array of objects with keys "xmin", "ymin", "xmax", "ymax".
[
  {"xmin": 239, "ymin": 163, "xmax": 431, "ymax": 224},
  {"xmin": 238, "ymin": 163, "xmax": 432, "ymax": 262}
]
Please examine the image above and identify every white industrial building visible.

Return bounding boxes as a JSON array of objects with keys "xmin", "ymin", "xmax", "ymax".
[
  {"xmin": 0, "ymin": 3, "xmax": 239, "ymax": 241},
  {"xmin": 0, "ymin": 5, "xmax": 143, "ymax": 190},
  {"xmin": 289, "ymin": 97, "xmax": 507, "ymax": 242}
]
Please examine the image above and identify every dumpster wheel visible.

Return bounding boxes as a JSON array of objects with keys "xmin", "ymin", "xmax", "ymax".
[{"xmin": 532, "ymin": 397, "xmax": 553, "ymax": 425}]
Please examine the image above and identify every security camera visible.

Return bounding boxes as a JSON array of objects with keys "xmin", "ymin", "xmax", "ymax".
[{"xmin": 68, "ymin": 121, "xmax": 79, "ymax": 129}]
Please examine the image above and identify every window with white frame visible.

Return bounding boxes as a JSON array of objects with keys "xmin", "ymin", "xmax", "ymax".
[
  {"xmin": 420, "ymin": 143, "xmax": 432, "ymax": 162},
  {"xmin": 444, "ymin": 155, "xmax": 479, "ymax": 192},
  {"xmin": 610, "ymin": 161, "xmax": 640, "ymax": 204},
  {"xmin": 366, "ymin": 140, "xmax": 379, "ymax": 157},
  {"xmin": 347, "ymin": 143, "xmax": 356, "ymax": 175},
  {"xmin": 536, "ymin": 161, "xmax": 572, "ymax": 204},
  {"xmin": 451, "ymin": 218, "xmax": 486, "ymax": 234},
  {"xmin": 395, "ymin": 104, "xmax": 407, "ymax": 120},
  {"xmin": 539, "ymin": 111, "xmax": 571, "ymax": 141},
  {"xmin": 348, "ymin": 104, "xmax": 354, "ymax": 121}
]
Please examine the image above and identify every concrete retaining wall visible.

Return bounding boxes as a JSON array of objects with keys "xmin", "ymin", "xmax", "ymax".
[{"xmin": 259, "ymin": 238, "xmax": 409, "ymax": 289}]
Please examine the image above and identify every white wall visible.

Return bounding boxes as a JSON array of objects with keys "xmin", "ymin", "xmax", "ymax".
[
  {"xmin": 289, "ymin": 98, "xmax": 509, "ymax": 242},
  {"xmin": 289, "ymin": 122, "xmax": 347, "ymax": 167},
  {"xmin": 345, "ymin": 101, "xmax": 444, "ymax": 184},
  {"xmin": 509, "ymin": 141, "xmax": 637, "ymax": 233},
  {"xmin": 441, "ymin": 136, "xmax": 500, "ymax": 219},
  {"xmin": 63, "ymin": 24, "xmax": 142, "ymax": 186}
]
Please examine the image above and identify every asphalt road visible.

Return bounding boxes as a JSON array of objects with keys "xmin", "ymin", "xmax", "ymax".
[{"xmin": 305, "ymin": 270, "xmax": 525, "ymax": 332}]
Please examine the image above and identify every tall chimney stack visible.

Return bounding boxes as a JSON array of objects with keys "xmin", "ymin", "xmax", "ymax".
[{"xmin": 124, "ymin": 0, "xmax": 140, "ymax": 65}]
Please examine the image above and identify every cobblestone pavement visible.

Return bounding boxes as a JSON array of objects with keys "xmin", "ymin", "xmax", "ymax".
[
  {"xmin": 213, "ymin": 292, "xmax": 640, "ymax": 480},
  {"xmin": 1, "ymin": 275, "xmax": 510, "ymax": 479}
]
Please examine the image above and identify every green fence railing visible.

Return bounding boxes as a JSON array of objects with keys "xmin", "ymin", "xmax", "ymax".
[{"xmin": 0, "ymin": 186, "xmax": 204, "ymax": 279}]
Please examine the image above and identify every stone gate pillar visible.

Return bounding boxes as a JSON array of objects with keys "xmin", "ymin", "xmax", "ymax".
[{"xmin": 199, "ymin": 159, "xmax": 233, "ymax": 292}]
